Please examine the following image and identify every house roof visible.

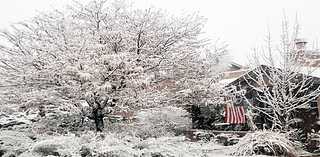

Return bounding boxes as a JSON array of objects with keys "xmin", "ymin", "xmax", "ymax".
[
  {"xmin": 225, "ymin": 64, "xmax": 320, "ymax": 87},
  {"xmin": 300, "ymin": 66, "xmax": 320, "ymax": 78}
]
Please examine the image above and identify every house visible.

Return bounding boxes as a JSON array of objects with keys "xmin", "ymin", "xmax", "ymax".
[
  {"xmin": 227, "ymin": 64, "xmax": 320, "ymax": 131},
  {"xmin": 220, "ymin": 38, "xmax": 320, "ymax": 135},
  {"xmin": 190, "ymin": 39, "xmax": 320, "ymax": 146}
]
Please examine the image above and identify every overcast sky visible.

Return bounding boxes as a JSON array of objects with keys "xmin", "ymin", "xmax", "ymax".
[{"xmin": 0, "ymin": 0, "xmax": 320, "ymax": 66}]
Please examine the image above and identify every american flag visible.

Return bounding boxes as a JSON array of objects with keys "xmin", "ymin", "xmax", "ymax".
[{"xmin": 225, "ymin": 97, "xmax": 246, "ymax": 124}]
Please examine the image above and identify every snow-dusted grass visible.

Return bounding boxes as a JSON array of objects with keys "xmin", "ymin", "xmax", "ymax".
[
  {"xmin": 0, "ymin": 106, "xmax": 233, "ymax": 157},
  {"xmin": 0, "ymin": 107, "xmax": 311, "ymax": 156},
  {"xmin": 0, "ymin": 130, "xmax": 238, "ymax": 157},
  {"xmin": 0, "ymin": 107, "xmax": 309, "ymax": 156},
  {"xmin": 3, "ymin": 125, "xmax": 310, "ymax": 157}
]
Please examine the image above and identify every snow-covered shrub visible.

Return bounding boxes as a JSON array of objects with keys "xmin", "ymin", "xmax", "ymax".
[
  {"xmin": 0, "ymin": 131, "xmax": 33, "ymax": 157},
  {"xmin": 30, "ymin": 135, "xmax": 80, "ymax": 156},
  {"xmin": 193, "ymin": 130, "xmax": 215, "ymax": 143},
  {"xmin": 135, "ymin": 106, "xmax": 192, "ymax": 139},
  {"xmin": 194, "ymin": 131, "xmax": 240, "ymax": 146},
  {"xmin": 192, "ymin": 104, "xmax": 226, "ymax": 130},
  {"xmin": 0, "ymin": 112, "xmax": 37, "ymax": 132},
  {"xmin": 103, "ymin": 106, "xmax": 191, "ymax": 139},
  {"xmin": 216, "ymin": 133, "xmax": 240, "ymax": 146},
  {"xmin": 28, "ymin": 106, "xmax": 189, "ymax": 138},
  {"xmin": 228, "ymin": 130, "xmax": 301, "ymax": 156},
  {"xmin": 30, "ymin": 113, "xmax": 95, "ymax": 135},
  {"xmin": 77, "ymin": 133, "xmax": 208, "ymax": 157}
]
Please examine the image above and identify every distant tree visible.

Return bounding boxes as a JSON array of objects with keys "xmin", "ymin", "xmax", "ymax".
[
  {"xmin": 0, "ymin": 0, "xmax": 228, "ymax": 131},
  {"xmin": 245, "ymin": 18, "xmax": 320, "ymax": 132}
]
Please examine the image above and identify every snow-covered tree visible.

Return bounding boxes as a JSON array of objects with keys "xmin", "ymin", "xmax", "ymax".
[
  {"xmin": 0, "ymin": 0, "xmax": 228, "ymax": 131},
  {"xmin": 170, "ymin": 43, "xmax": 231, "ymax": 106},
  {"xmin": 245, "ymin": 18, "xmax": 320, "ymax": 132}
]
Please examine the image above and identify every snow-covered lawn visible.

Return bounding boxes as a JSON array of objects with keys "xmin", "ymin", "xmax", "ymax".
[
  {"xmin": 0, "ymin": 130, "xmax": 274, "ymax": 157},
  {"xmin": 0, "ymin": 111, "xmax": 312, "ymax": 157}
]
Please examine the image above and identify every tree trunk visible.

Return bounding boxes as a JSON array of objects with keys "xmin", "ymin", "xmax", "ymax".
[
  {"xmin": 88, "ymin": 97, "xmax": 109, "ymax": 132},
  {"xmin": 92, "ymin": 106, "xmax": 104, "ymax": 132}
]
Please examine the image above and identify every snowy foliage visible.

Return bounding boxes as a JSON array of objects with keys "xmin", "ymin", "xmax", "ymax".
[
  {"xmin": 7, "ymin": 131, "xmax": 229, "ymax": 157},
  {"xmin": 135, "ymin": 106, "xmax": 191, "ymax": 138},
  {"xmin": 0, "ymin": 131, "xmax": 34, "ymax": 157},
  {"xmin": 0, "ymin": 108, "xmax": 234, "ymax": 157},
  {"xmin": 0, "ymin": 114, "xmax": 232, "ymax": 157},
  {"xmin": 228, "ymin": 130, "xmax": 301, "ymax": 156},
  {"xmin": 0, "ymin": 0, "xmax": 230, "ymax": 131}
]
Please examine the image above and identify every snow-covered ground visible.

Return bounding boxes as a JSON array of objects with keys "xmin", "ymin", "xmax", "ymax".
[
  {"xmin": 0, "ymin": 108, "xmax": 314, "ymax": 157},
  {"xmin": 0, "ymin": 129, "xmax": 273, "ymax": 157}
]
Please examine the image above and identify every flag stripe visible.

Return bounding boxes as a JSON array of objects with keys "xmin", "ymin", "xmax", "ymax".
[
  {"xmin": 235, "ymin": 107, "xmax": 240, "ymax": 123},
  {"xmin": 239, "ymin": 106, "xmax": 245, "ymax": 123},
  {"xmin": 225, "ymin": 97, "xmax": 246, "ymax": 124}
]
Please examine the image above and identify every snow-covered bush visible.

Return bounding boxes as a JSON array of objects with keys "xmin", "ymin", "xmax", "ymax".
[
  {"xmin": 29, "ymin": 113, "xmax": 95, "ymax": 135},
  {"xmin": 136, "ymin": 106, "xmax": 192, "ymax": 138},
  {"xmin": 26, "ymin": 106, "xmax": 190, "ymax": 139},
  {"xmin": 74, "ymin": 132, "xmax": 215, "ymax": 157},
  {"xmin": 193, "ymin": 130, "xmax": 216, "ymax": 143},
  {"xmin": 30, "ymin": 135, "xmax": 80, "ymax": 156},
  {"xmin": 103, "ymin": 106, "xmax": 191, "ymax": 139},
  {"xmin": 0, "ymin": 131, "xmax": 33, "ymax": 157},
  {"xmin": 228, "ymin": 130, "xmax": 301, "ymax": 156},
  {"xmin": 216, "ymin": 133, "xmax": 240, "ymax": 146}
]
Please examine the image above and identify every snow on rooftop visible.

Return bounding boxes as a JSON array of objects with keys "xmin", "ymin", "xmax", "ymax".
[
  {"xmin": 300, "ymin": 66, "xmax": 320, "ymax": 78},
  {"xmin": 295, "ymin": 38, "xmax": 308, "ymax": 44},
  {"xmin": 312, "ymin": 69, "xmax": 320, "ymax": 78},
  {"xmin": 219, "ymin": 77, "xmax": 238, "ymax": 85}
]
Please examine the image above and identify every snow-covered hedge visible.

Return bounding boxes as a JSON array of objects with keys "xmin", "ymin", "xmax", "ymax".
[{"xmin": 228, "ymin": 130, "xmax": 302, "ymax": 156}]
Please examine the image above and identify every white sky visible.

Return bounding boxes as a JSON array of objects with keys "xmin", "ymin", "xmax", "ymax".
[{"xmin": 0, "ymin": 0, "xmax": 320, "ymax": 66}]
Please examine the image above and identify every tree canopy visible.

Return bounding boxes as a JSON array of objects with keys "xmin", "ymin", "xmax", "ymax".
[{"xmin": 0, "ymin": 0, "xmax": 229, "ymax": 131}]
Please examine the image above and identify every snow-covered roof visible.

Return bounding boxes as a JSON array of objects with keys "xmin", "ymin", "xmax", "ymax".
[
  {"xmin": 295, "ymin": 38, "xmax": 308, "ymax": 44},
  {"xmin": 312, "ymin": 69, "xmax": 320, "ymax": 78},
  {"xmin": 300, "ymin": 66, "xmax": 320, "ymax": 78},
  {"xmin": 219, "ymin": 69, "xmax": 250, "ymax": 86},
  {"xmin": 219, "ymin": 77, "xmax": 238, "ymax": 85}
]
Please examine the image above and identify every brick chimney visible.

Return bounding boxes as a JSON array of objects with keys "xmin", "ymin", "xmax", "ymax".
[
  {"xmin": 295, "ymin": 38, "xmax": 308, "ymax": 50},
  {"xmin": 292, "ymin": 38, "xmax": 320, "ymax": 67}
]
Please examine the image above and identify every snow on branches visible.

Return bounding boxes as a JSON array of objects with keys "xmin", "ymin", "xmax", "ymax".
[
  {"xmin": 245, "ymin": 18, "xmax": 320, "ymax": 132},
  {"xmin": 0, "ymin": 0, "xmax": 229, "ymax": 131}
]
